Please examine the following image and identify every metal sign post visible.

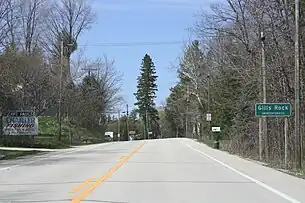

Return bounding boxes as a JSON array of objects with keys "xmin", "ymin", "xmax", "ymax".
[
  {"xmin": 255, "ymin": 103, "xmax": 291, "ymax": 168},
  {"xmin": 212, "ymin": 126, "xmax": 221, "ymax": 149}
]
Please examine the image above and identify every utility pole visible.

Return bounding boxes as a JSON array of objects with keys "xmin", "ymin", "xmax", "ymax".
[
  {"xmin": 97, "ymin": 62, "xmax": 100, "ymax": 80},
  {"xmin": 258, "ymin": 32, "xmax": 263, "ymax": 161},
  {"xmin": 145, "ymin": 108, "xmax": 149, "ymax": 139},
  {"xmin": 82, "ymin": 64, "xmax": 99, "ymax": 77},
  {"xmin": 143, "ymin": 115, "xmax": 146, "ymax": 139},
  {"xmin": 186, "ymin": 84, "xmax": 189, "ymax": 138},
  {"xmin": 207, "ymin": 74, "xmax": 211, "ymax": 140},
  {"xmin": 58, "ymin": 40, "xmax": 64, "ymax": 140},
  {"xmin": 0, "ymin": 111, "xmax": 2, "ymax": 138},
  {"xmin": 126, "ymin": 104, "xmax": 129, "ymax": 141},
  {"xmin": 207, "ymin": 75, "xmax": 210, "ymax": 114},
  {"xmin": 294, "ymin": 0, "xmax": 302, "ymax": 169},
  {"xmin": 118, "ymin": 111, "xmax": 120, "ymax": 141},
  {"xmin": 261, "ymin": 31, "xmax": 268, "ymax": 160}
]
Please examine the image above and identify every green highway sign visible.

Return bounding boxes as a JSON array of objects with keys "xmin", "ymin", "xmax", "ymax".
[{"xmin": 255, "ymin": 103, "xmax": 291, "ymax": 117}]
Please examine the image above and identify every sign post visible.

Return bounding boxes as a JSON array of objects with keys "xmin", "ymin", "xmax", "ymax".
[
  {"xmin": 284, "ymin": 117, "xmax": 288, "ymax": 168},
  {"xmin": 255, "ymin": 103, "xmax": 291, "ymax": 168},
  {"xmin": 2, "ymin": 110, "xmax": 38, "ymax": 136},
  {"xmin": 211, "ymin": 126, "xmax": 221, "ymax": 149}
]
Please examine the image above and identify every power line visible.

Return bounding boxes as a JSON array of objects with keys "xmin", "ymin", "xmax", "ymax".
[
  {"xmin": 100, "ymin": 1, "xmax": 204, "ymax": 8},
  {"xmin": 77, "ymin": 41, "xmax": 185, "ymax": 47},
  {"xmin": 76, "ymin": 35, "xmax": 237, "ymax": 47},
  {"xmin": 75, "ymin": 32, "xmax": 245, "ymax": 48}
]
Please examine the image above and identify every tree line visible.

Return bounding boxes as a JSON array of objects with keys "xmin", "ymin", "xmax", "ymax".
[
  {"xmin": 0, "ymin": 0, "xmax": 122, "ymax": 144},
  {"xmin": 163, "ymin": 0, "xmax": 305, "ymax": 172}
]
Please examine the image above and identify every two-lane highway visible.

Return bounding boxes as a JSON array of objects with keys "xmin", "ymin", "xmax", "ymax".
[{"xmin": 1, "ymin": 138, "xmax": 305, "ymax": 203}]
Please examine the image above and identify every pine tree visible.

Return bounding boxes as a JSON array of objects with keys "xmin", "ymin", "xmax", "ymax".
[{"xmin": 134, "ymin": 54, "xmax": 159, "ymax": 138}]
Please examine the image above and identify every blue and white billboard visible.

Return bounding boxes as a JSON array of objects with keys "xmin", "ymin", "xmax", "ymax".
[{"xmin": 2, "ymin": 110, "xmax": 38, "ymax": 136}]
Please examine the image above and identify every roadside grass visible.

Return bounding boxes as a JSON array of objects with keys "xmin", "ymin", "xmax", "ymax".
[
  {"xmin": 198, "ymin": 136, "xmax": 214, "ymax": 148},
  {"xmin": 0, "ymin": 150, "xmax": 41, "ymax": 160},
  {"xmin": 198, "ymin": 136, "xmax": 305, "ymax": 179},
  {"xmin": 0, "ymin": 116, "xmax": 108, "ymax": 150}
]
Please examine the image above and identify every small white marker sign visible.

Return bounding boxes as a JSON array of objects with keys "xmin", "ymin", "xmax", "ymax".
[
  {"xmin": 212, "ymin": 127, "xmax": 221, "ymax": 132},
  {"xmin": 206, "ymin": 113, "xmax": 211, "ymax": 121}
]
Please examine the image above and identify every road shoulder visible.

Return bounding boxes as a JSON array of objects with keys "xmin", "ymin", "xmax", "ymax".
[
  {"xmin": 181, "ymin": 138, "xmax": 305, "ymax": 203},
  {"xmin": 0, "ymin": 142, "xmax": 118, "ymax": 171}
]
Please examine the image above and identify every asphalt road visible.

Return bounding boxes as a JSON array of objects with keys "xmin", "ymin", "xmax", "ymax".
[{"xmin": 0, "ymin": 138, "xmax": 305, "ymax": 203}]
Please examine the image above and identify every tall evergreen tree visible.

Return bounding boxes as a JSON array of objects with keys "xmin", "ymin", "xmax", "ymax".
[{"xmin": 134, "ymin": 54, "xmax": 159, "ymax": 138}]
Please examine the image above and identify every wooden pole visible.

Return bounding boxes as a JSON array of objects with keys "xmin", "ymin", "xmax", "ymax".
[{"xmin": 294, "ymin": 0, "xmax": 302, "ymax": 169}]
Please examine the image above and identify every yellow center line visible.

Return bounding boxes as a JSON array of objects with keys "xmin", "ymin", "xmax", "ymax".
[
  {"xmin": 69, "ymin": 178, "xmax": 94, "ymax": 194},
  {"xmin": 70, "ymin": 143, "xmax": 144, "ymax": 203}
]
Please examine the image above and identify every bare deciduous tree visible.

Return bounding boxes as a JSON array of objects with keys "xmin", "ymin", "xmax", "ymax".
[
  {"xmin": 95, "ymin": 56, "xmax": 123, "ymax": 111},
  {"xmin": 17, "ymin": 0, "xmax": 49, "ymax": 53},
  {"xmin": 42, "ymin": 0, "xmax": 96, "ymax": 84},
  {"xmin": 0, "ymin": 0, "xmax": 12, "ymax": 47}
]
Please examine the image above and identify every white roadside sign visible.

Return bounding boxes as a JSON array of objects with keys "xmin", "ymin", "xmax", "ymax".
[{"xmin": 212, "ymin": 127, "xmax": 221, "ymax": 132}]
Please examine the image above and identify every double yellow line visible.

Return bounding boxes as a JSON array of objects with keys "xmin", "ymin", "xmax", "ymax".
[{"xmin": 69, "ymin": 143, "xmax": 144, "ymax": 203}]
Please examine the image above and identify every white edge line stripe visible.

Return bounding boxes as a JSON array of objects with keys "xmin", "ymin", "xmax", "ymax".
[{"xmin": 181, "ymin": 140, "xmax": 301, "ymax": 203}]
